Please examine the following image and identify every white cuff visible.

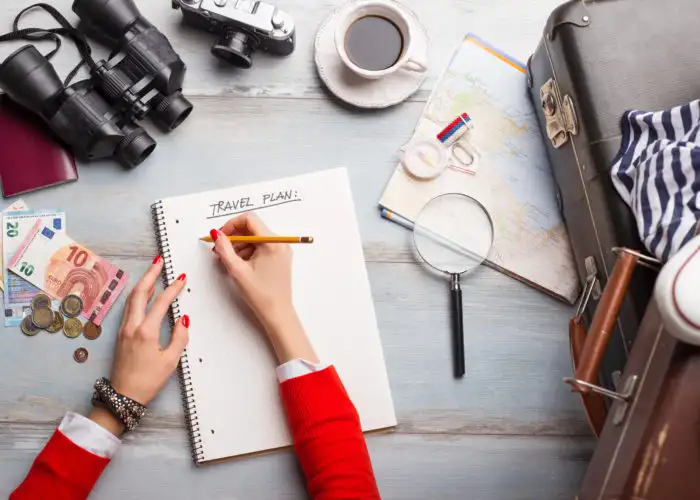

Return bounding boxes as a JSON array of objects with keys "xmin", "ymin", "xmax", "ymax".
[
  {"xmin": 58, "ymin": 412, "xmax": 122, "ymax": 459},
  {"xmin": 276, "ymin": 359, "xmax": 329, "ymax": 383}
]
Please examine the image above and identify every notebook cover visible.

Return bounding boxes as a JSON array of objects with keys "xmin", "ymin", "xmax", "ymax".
[{"xmin": 0, "ymin": 97, "xmax": 78, "ymax": 197}]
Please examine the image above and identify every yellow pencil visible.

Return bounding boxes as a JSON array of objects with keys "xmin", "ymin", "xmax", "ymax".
[{"xmin": 200, "ymin": 235, "xmax": 314, "ymax": 244}]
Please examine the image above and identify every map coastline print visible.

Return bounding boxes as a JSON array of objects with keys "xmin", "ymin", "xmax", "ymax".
[{"xmin": 380, "ymin": 33, "xmax": 580, "ymax": 304}]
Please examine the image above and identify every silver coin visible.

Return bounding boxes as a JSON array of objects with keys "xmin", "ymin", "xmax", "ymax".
[
  {"xmin": 30, "ymin": 293, "xmax": 51, "ymax": 311},
  {"xmin": 61, "ymin": 295, "xmax": 84, "ymax": 318},
  {"xmin": 21, "ymin": 316, "xmax": 41, "ymax": 336},
  {"xmin": 31, "ymin": 307, "xmax": 54, "ymax": 330}
]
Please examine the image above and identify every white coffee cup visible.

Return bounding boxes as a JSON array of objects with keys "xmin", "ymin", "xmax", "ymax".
[{"xmin": 335, "ymin": 1, "xmax": 427, "ymax": 80}]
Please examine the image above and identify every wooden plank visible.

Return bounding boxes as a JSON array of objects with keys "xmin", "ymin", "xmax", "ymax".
[
  {"xmin": 0, "ymin": 258, "xmax": 586, "ymax": 436},
  {"xmin": 0, "ymin": 424, "xmax": 594, "ymax": 500},
  {"xmin": 7, "ymin": 96, "xmax": 427, "ymax": 261},
  {"xmin": 0, "ymin": 0, "xmax": 560, "ymax": 100}
]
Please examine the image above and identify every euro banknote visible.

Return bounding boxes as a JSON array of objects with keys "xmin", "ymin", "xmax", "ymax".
[
  {"xmin": 0, "ymin": 199, "xmax": 28, "ymax": 291},
  {"xmin": 9, "ymin": 220, "xmax": 128, "ymax": 326},
  {"xmin": 3, "ymin": 209, "xmax": 65, "ymax": 326}
]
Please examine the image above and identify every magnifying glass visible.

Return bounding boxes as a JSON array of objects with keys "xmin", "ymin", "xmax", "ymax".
[{"xmin": 413, "ymin": 193, "xmax": 495, "ymax": 378}]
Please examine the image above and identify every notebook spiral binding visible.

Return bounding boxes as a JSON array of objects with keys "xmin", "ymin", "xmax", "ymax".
[{"xmin": 151, "ymin": 201, "xmax": 204, "ymax": 464}]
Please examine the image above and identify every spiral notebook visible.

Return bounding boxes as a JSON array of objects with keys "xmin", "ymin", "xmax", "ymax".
[{"xmin": 151, "ymin": 168, "xmax": 397, "ymax": 464}]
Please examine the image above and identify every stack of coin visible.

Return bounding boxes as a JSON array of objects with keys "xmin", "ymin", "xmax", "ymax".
[
  {"xmin": 21, "ymin": 294, "xmax": 54, "ymax": 337},
  {"xmin": 20, "ymin": 293, "xmax": 103, "ymax": 344}
]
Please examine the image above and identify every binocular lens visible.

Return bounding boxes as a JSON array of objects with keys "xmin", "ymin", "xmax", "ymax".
[
  {"xmin": 72, "ymin": 0, "xmax": 141, "ymax": 38},
  {"xmin": 150, "ymin": 91, "xmax": 194, "ymax": 132},
  {"xmin": 117, "ymin": 125, "xmax": 156, "ymax": 169},
  {"xmin": 0, "ymin": 45, "xmax": 64, "ymax": 116}
]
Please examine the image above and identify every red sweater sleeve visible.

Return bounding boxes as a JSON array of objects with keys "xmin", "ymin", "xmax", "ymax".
[
  {"xmin": 280, "ymin": 367, "xmax": 381, "ymax": 500},
  {"xmin": 11, "ymin": 430, "xmax": 110, "ymax": 500}
]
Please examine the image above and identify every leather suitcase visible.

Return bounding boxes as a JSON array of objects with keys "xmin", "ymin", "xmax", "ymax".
[
  {"xmin": 579, "ymin": 261, "xmax": 700, "ymax": 498},
  {"xmin": 526, "ymin": 0, "xmax": 700, "ymax": 400}
]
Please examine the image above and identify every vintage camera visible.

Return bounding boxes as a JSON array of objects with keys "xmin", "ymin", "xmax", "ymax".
[
  {"xmin": 73, "ymin": 0, "xmax": 193, "ymax": 131},
  {"xmin": 0, "ymin": 45, "xmax": 156, "ymax": 168},
  {"xmin": 172, "ymin": 0, "xmax": 296, "ymax": 68}
]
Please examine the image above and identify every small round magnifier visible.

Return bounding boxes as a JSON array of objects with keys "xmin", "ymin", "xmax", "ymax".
[{"xmin": 413, "ymin": 193, "xmax": 494, "ymax": 378}]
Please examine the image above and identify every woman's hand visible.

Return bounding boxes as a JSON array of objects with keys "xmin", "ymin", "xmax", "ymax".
[
  {"xmin": 211, "ymin": 214, "xmax": 318, "ymax": 364},
  {"xmin": 90, "ymin": 257, "xmax": 190, "ymax": 436}
]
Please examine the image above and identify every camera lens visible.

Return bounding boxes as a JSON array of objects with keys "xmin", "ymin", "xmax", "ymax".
[
  {"xmin": 0, "ymin": 45, "xmax": 64, "ymax": 116},
  {"xmin": 116, "ymin": 124, "xmax": 156, "ymax": 169},
  {"xmin": 150, "ymin": 91, "xmax": 194, "ymax": 131},
  {"xmin": 211, "ymin": 30, "xmax": 256, "ymax": 69}
]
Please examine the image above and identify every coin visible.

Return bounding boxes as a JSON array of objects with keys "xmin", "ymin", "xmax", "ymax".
[
  {"xmin": 61, "ymin": 295, "xmax": 83, "ymax": 318},
  {"xmin": 63, "ymin": 318, "xmax": 83, "ymax": 339},
  {"xmin": 83, "ymin": 321, "xmax": 102, "ymax": 340},
  {"xmin": 30, "ymin": 293, "xmax": 51, "ymax": 311},
  {"xmin": 46, "ymin": 311, "xmax": 64, "ymax": 334},
  {"xmin": 73, "ymin": 347, "xmax": 88, "ymax": 363},
  {"xmin": 21, "ymin": 316, "xmax": 40, "ymax": 336},
  {"xmin": 31, "ymin": 307, "xmax": 54, "ymax": 329}
]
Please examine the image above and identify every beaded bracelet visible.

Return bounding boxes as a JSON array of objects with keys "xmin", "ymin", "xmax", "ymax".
[{"xmin": 91, "ymin": 377, "xmax": 148, "ymax": 432}]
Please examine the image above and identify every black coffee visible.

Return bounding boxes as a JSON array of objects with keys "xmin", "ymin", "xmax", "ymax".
[{"xmin": 344, "ymin": 15, "xmax": 404, "ymax": 72}]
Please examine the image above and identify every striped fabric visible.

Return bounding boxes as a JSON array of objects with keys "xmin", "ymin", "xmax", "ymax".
[{"xmin": 611, "ymin": 100, "xmax": 700, "ymax": 261}]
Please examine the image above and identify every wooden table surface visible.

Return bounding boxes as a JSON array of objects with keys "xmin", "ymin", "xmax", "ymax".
[{"xmin": 0, "ymin": 0, "xmax": 595, "ymax": 498}]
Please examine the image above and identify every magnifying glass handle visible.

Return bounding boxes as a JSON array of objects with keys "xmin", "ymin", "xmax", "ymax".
[{"xmin": 451, "ymin": 274, "xmax": 465, "ymax": 378}]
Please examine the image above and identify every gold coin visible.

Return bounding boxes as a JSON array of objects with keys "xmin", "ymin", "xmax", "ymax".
[
  {"xmin": 83, "ymin": 321, "xmax": 102, "ymax": 340},
  {"xmin": 61, "ymin": 295, "xmax": 83, "ymax": 318},
  {"xmin": 30, "ymin": 293, "xmax": 51, "ymax": 311},
  {"xmin": 21, "ymin": 316, "xmax": 40, "ymax": 336},
  {"xmin": 46, "ymin": 311, "xmax": 64, "ymax": 334},
  {"xmin": 31, "ymin": 307, "xmax": 54, "ymax": 330},
  {"xmin": 63, "ymin": 318, "xmax": 83, "ymax": 339},
  {"xmin": 73, "ymin": 347, "xmax": 89, "ymax": 364}
]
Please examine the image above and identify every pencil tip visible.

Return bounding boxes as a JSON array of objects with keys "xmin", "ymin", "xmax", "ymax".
[{"xmin": 302, "ymin": 237, "xmax": 314, "ymax": 244}]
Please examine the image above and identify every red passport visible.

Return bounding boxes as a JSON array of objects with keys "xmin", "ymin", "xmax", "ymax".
[{"xmin": 0, "ymin": 97, "xmax": 78, "ymax": 197}]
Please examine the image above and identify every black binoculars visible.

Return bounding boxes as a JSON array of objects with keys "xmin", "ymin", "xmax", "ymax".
[{"xmin": 0, "ymin": 0, "xmax": 193, "ymax": 169}]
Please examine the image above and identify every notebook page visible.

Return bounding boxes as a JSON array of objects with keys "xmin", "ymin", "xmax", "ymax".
[{"xmin": 158, "ymin": 168, "xmax": 396, "ymax": 462}]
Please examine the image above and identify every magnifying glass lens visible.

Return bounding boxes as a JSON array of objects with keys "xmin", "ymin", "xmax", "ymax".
[
  {"xmin": 413, "ymin": 193, "xmax": 493, "ymax": 274},
  {"xmin": 413, "ymin": 193, "xmax": 494, "ymax": 379}
]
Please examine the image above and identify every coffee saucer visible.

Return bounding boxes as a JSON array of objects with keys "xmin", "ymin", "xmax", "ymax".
[{"xmin": 315, "ymin": 0, "xmax": 430, "ymax": 109}]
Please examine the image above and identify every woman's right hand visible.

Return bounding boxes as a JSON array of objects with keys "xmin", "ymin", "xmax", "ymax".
[{"xmin": 211, "ymin": 214, "xmax": 318, "ymax": 364}]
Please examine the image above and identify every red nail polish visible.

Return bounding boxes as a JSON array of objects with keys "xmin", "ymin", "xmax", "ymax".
[
  {"xmin": 177, "ymin": 273, "xmax": 186, "ymax": 281},
  {"xmin": 182, "ymin": 315, "xmax": 190, "ymax": 328},
  {"xmin": 210, "ymin": 229, "xmax": 220, "ymax": 242},
  {"xmin": 153, "ymin": 255, "xmax": 162, "ymax": 265}
]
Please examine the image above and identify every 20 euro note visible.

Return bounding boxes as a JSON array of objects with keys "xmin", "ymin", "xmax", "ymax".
[
  {"xmin": 3, "ymin": 209, "xmax": 65, "ymax": 326},
  {"xmin": 0, "ymin": 199, "xmax": 28, "ymax": 291},
  {"xmin": 9, "ymin": 220, "xmax": 129, "ymax": 326}
]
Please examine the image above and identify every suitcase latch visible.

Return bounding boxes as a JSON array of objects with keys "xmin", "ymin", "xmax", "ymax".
[{"xmin": 540, "ymin": 79, "xmax": 578, "ymax": 148}]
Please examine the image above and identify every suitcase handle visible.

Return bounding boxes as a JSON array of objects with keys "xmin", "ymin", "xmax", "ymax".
[
  {"xmin": 567, "ymin": 249, "xmax": 661, "ymax": 395},
  {"xmin": 569, "ymin": 316, "xmax": 608, "ymax": 436},
  {"xmin": 574, "ymin": 251, "xmax": 639, "ymax": 390}
]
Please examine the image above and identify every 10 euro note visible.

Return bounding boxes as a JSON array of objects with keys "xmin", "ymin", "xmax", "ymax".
[
  {"xmin": 9, "ymin": 220, "xmax": 129, "ymax": 326},
  {"xmin": 3, "ymin": 209, "xmax": 65, "ymax": 326}
]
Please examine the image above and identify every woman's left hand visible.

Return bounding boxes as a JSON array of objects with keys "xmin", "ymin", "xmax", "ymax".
[
  {"xmin": 90, "ymin": 257, "xmax": 190, "ymax": 436},
  {"xmin": 109, "ymin": 256, "xmax": 190, "ymax": 407}
]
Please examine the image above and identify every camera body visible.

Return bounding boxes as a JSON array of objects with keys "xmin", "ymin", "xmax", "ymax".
[{"xmin": 172, "ymin": 0, "xmax": 295, "ymax": 68}]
